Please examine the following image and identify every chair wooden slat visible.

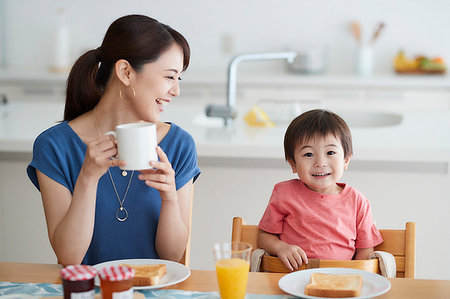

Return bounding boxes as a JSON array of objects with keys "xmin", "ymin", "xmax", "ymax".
[
  {"xmin": 404, "ymin": 222, "xmax": 416, "ymax": 278},
  {"xmin": 241, "ymin": 227, "xmax": 259, "ymax": 249},
  {"xmin": 319, "ymin": 259, "xmax": 379, "ymax": 273},
  {"xmin": 261, "ymin": 255, "xmax": 379, "ymax": 273},
  {"xmin": 375, "ymin": 230, "xmax": 405, "ymax": 255},
  {"xmin": 395, "ymin": 256, "xmax": 405, "ymax": 271}
]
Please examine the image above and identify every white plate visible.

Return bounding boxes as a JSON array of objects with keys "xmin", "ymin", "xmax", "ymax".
[
  {"xmin": 93, "ymin": 258, "xmax": 191, "ymax": 290},
  {"xmin": 278, "ymin": 267, "xmax": 391, "ymax": 299}
]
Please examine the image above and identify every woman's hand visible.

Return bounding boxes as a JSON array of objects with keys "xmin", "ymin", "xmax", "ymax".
[
  {"xmin": 277, "ymin": 243, "xmax": 309, "ymax": 271},
  {"xmin": 138, "ymin": 146, "xmax": 177, "ymax": 201},
  {"xmin": 81, "ymin": 135, "xmax": 125, "ymax": 180}
]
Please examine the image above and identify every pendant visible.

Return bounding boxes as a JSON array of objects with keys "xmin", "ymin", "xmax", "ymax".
[
  {"xmin": 116, "ymin": 206, "xmax": 128, "ymax": 222},
  {"xmin": 122, "ymin": 170, "xmax": 127, "ymax": 177}
]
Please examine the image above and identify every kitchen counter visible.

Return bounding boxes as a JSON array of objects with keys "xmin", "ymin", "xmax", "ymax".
[{"xmin": 1, "ymin": 99, "xmax": 449, "ymax": 173}]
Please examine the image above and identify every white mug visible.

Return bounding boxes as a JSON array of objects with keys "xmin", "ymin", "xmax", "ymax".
[{"xmin": 106, "ymin": 122, "xmax": 158, "ymax": 170}]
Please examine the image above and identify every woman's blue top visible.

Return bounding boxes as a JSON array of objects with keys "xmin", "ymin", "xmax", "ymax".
[{"xmin": 27, "ymin": 121, "xmax": 201, "ymax": 265}]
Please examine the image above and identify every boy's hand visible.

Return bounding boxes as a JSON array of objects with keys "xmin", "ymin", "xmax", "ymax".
[{"xmin": 277, "ymin": 243, "xmax": 308, "ymax": 271}]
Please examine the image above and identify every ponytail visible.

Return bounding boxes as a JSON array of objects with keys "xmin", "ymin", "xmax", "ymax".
[{"xmin": 63, "ymin": 49, "xmax": 102, "ymax": 121}]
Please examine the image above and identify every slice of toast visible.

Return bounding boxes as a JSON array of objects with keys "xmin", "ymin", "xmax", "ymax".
[
  {"xmin": 304, "ymin": 272, "xmax": 363, "ymax": 298},
  {"xmin": 120, "ymin": 264, "xmax": 167, "ymax": 286}
]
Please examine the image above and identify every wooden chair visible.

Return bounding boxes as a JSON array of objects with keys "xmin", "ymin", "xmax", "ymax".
[
  {"xmin": 179, "ymin": 185, "xmax": 195, "ymax": 267},
  {"xmin": 231, "ymin": 217, "xmax": 416, "ymax": 278}
]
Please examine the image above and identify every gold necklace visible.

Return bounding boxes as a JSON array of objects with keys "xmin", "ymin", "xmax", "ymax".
[{"xmin": 93, "ymin": 107, "xmax": 134, "ymax": 222}]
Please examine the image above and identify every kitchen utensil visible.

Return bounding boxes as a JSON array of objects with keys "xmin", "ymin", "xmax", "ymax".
[
  {"xmin": 371, "ymin": 22, "xmax": 385, "ymax": 45},
  {"xmin": 350, "ymin": 21, "xmax": 361, "ymax": 45}
]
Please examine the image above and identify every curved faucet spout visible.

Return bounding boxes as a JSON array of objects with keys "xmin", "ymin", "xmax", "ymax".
[
  {"xmin": 206, "ymin": 51, "xmax": 297, "ymax": 126},
  {"xmin": 227, "ymin": 52, "xmax": 297, "ymax": 111}
]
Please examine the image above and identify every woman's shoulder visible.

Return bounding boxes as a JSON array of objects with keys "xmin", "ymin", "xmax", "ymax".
[
  {"xmin": 167, "ymin": 122, "xmax": 193, "ymax": 137},
  {"xmin": 163, "ymin": 122, "xmax": 196, "ymax": 145},
  {"xmin": 34, "ymin": 122, "xmax": 71, "ymax": 143},
  {"xmin": 33, "ymin": 121, "xmax": 82, "ymax": 152}
]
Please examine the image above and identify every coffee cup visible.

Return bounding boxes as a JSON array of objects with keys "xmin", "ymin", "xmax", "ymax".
[{"xmin": 106, "ymin": 122, "xmax": 157, "ymax": 170}]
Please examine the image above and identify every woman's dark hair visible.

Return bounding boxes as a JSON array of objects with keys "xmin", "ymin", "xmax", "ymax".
[
  {"xmin": 64, "ymin": 14, "xmax": 190, "ymax": 121},
  {"xmin": 284, "ymin": 109, "xmax": 353, "ymax": 162}
]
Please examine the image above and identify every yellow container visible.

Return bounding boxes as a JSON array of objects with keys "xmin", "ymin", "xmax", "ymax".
[{"xmin": 243, "ymin": 105, "xmax": 275, "ymax": 127}]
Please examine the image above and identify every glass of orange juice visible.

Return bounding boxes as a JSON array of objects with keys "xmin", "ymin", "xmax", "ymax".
[{"xmin": 213, "ymin": 242, "xmax": 252, "ymax": 299}]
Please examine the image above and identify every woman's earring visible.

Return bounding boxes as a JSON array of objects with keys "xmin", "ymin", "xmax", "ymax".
[
  {"xmin": 119, "ymin": 90, "xmax": 130, "ymax": 103},
  {"xmin": 119, "ymin": 87, "xmax": 135, "ymax": 102}
]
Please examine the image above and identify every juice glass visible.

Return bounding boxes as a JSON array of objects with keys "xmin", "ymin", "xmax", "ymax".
[{"xmin": 213, "ymin": 241, "xmax": 252, "ymax": 299}]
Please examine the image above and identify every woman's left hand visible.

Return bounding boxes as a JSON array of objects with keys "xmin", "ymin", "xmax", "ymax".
[{"xmin": 138, "ymin": 146, "xmax": 177, "ymax": 201}]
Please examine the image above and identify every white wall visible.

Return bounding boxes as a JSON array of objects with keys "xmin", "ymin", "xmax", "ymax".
[{"xmin": 2, "ymin": 0, "xmax": 450, "ymax": 74}]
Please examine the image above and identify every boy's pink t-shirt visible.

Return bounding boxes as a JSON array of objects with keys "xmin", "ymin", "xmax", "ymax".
[{"xmin": 258, "ymin": 179, "xmax": 383, "ymax": 260}]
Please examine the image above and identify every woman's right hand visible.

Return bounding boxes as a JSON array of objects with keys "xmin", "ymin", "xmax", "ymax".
[
  {"xmin": 277, "ymin": 243, "xmax": 309, "ymax": 271},
  {"xmin": 80, "ymin": 135, "xmax": 125, "ymax": 179}
]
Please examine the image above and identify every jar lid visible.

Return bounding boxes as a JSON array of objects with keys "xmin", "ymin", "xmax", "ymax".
[
  {"xmin": 60, "ymin": 265, "xmax": 97, "ymax": 281},
  {"xmin": 98, "ymin": 265, "xmax": 134, "ymax": 281}
]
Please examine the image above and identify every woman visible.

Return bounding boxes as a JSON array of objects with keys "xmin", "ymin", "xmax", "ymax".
[{"xmin": 27, "ymin": 15, "xmax": 200, "ymax": 266}]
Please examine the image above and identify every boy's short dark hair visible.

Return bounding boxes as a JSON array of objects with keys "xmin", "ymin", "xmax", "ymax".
[{"xmin": 284, "ymin": 109, "xmax": 353, "ymax": 162}]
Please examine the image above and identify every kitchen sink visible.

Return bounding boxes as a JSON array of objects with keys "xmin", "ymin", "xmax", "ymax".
[
  {"xmin": 197, "ymin": 110, "xmax": 403, "ymax": 129},
  {"xmin": 336, "ymin": 111, "xmax": 402, "ymax": 128}
]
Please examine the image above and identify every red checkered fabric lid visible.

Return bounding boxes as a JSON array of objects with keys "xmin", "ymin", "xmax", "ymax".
[
  {"xmin": 98, "ymin": 265, "xmax": 135, "ymax": 281},
  {"xmin": 60, "ymin": 265, "xmax": 97, "ymax": 281}
]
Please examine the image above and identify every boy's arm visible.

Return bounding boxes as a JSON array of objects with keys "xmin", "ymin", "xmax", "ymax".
[
  {"xmin": 354, "ymin": 247, "xmax": 374, "ymax": 260},
  {"xmin": 257, "ymin": 229, "xmax": 308, "ymax": 271}
]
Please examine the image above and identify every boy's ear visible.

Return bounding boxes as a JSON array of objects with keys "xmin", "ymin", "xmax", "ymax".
[
  {"xmin": 114, "ymin": 59, "xmax": 135, "ymax": 86},
  {"xmin": 287, "ymin": 159, "xmax": 297, "ymax": 173},
  {"xmin": 344, "ymin": 154, "xmax": 352, "ymax": 170}
]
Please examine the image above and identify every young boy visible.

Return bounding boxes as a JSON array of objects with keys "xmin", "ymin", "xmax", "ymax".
[{"xmin": 258, "ymin": 109, "xmax": 383, "ymax": 271}]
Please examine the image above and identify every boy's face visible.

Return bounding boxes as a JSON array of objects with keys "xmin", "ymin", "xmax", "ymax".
[{"xmin": 288, "ymin": 133, "xmax": 351, "ymax": 194}]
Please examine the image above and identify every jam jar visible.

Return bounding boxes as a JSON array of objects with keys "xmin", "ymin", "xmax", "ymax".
[
  {"xmin": 60, "ymin": 265, "xmax": 97, "ymax": 299},
  {"xmin": 98, "ymin": 264, "xmax": 135, "ymax": 299}
]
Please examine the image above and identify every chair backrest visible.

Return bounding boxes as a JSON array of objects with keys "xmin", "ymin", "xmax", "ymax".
[
  {"xmin": 179, "ymin": 185, "xmax": 195, "ymax": 267},
  {"xmin": 231, "ymin": 217, "xmax": 416, "ymax": 278},
  {"xmin": 374, "ymin": 222, "xmax": 416, "ymax": 278}
]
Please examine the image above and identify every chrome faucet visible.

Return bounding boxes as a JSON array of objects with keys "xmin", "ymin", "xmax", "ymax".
[{"xmin": 206, "ymin": 51, "xmax": 298, "ymax": 126}]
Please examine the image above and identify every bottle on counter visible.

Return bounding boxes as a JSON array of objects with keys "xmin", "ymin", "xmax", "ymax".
[
  {"xmin": 98, "ymin": 265, "xmax": 135, "ymax": 299},
  {"xmin": 60, "ymin": 265, "xmax": 97, "ymax": 299},
  {"xmin": 50, "ymin": 7, "xmax": 70, "ymax": 73}
]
